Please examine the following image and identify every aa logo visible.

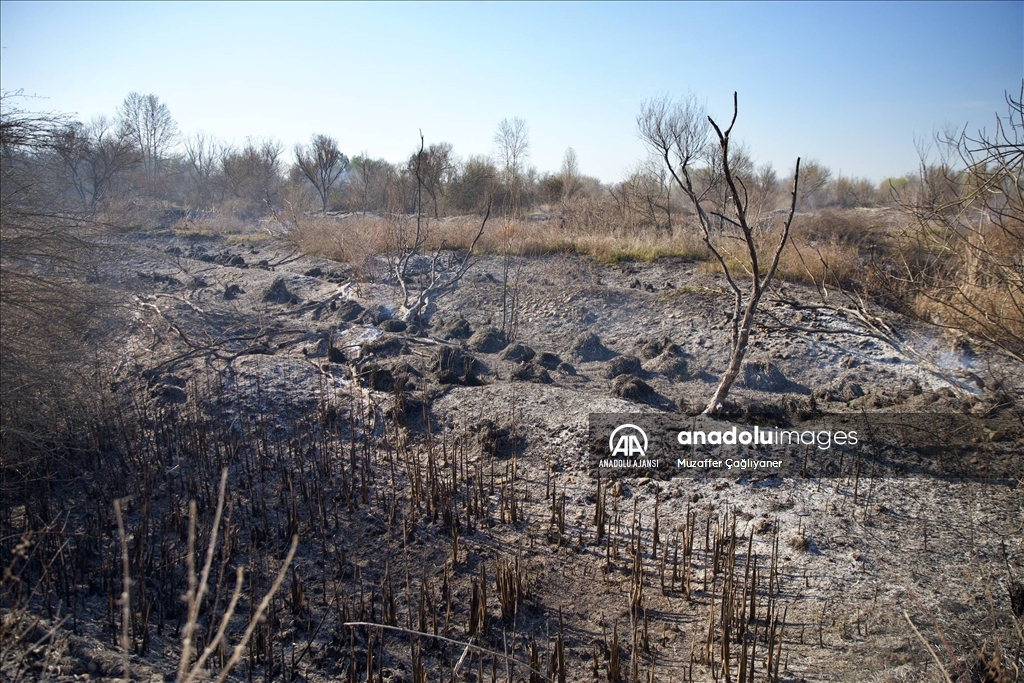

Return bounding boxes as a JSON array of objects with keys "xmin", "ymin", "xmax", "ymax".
[{"xmin": 609, "ymin": 424, "xmax": 648, "ymax": 458}]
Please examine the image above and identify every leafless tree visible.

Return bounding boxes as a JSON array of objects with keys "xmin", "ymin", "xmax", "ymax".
[
  {"xmin": 640, "ymin": 92, "xmax": 801, "ymax": 415},
  {"xmin": 751, "ymin": 162, "xmax": 780, "ymax": 213},
  {"xmin": 493, "ymin": 118, "xmax": 531, "ymax": 338},
  {"xmin": 407, "ymin": 141, "xmax": 455, "ymax": 218},
  {"xmin": 220, "ymin": 137, "xmax": 283, "ymax": 217},
  {"xmin": 892, "ymin": 85, "xmax": 1024, "ymax": 361},
  {"xmin": 450, "ymin": 155, "xmax": 498, "ymax": 213},
  {"xmin": 52, "ymin": 116, "xmax": 139, "ymax": 209},
  {"xmin": 118, "ymin": 92, "xmax": 178, "ymax": 177},
  {"xmin": 560, "ymin": 146, "xmax": 581, "ymax": 203},
  {"xmin": 390, "ymin": 133, "xmax": 490, "ymax": 323},
  {"xmin": 609, "ymin": 160, "xmax": 672, "ymax": 231},
  {"xmin": 294, "ymin": 134, "xmax": 349, "ymax": 214},
  {"xmin": 183, "ymin": 131, "xmax": 223, "ymax": 210},
  {"xmin": 51, "ymin": 120, "xmax": 92, "ymax": 206},
  {"xmin": 1, "ymin": 94, "xmax": 115, "ymax": 457},
  {"xmin": 349, "ymin": 154, "xmax": 393, "ymax": 215},
  {"xmin": 796, "ymin": 159, "xmax": 831, "ymax": 210},
  {"xmin": 494, "ymin": 116, "xmax": 530, "ymax": 211},
  {"xmin": 828, "ymin": 174, "xmax": 879, "ymax": 208}
]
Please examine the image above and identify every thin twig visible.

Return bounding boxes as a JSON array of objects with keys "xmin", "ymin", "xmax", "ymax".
[
  {"xmin": 903, "ymin": 611, "xmax": 955, "ymax": 683},
  {"xmin": 113, "ymin": 499, "xmax": 131, "ymax": 683}
]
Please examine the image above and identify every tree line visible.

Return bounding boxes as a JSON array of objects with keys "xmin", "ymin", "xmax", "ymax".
[{"xmin": 7, "ymin": 89, "xmax": 942, "ymax": 227}]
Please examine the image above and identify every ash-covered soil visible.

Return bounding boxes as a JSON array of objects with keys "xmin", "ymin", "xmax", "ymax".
[{"xmin": 14, "ymin": 228, "xmax": 1022, "ymax": 682}]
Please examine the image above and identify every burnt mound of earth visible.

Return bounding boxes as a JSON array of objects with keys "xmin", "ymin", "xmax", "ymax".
[
  {"xmin": 430, "ymin": 346, "xmax": 487, "ymax": 386},
  {"xmin": 739, "ymin": 360, "xmax": 808, "ymax": 394},
  {"xmin": 360, "ymin": 305, "xmax": 392, "ymax": 325},
  {"xmin": 500, "ymin": 342, "xmax": 536, "ymax": 363},
  {"xmin": 568, "ymin": 332, "xmax": 615, "ymax": 362},
  {"xmin": 435, "ymin": 316, "xmax": 473, "ymax": 340},
  {"xmin": 262, "ymin": 277, "xmax": 299, "ymax": 304},
  {"xmin": 635, "ymin": 337, "xmax": 679, "ymax": 360},
  {"xmin": 355, "ymin": 359, "xmax": 422, "ymax": 392},
  {"xmin": 468, "ymin": 327, "xmax": 509, "ymax": 353},
  {"xmin": 473, "ymin": 418, "xmax": 524, "ymax": 457},
  {"xmin": 536, "ymin": 351, "xmax": 564, "ymax": 370},
  {"xmin": 604, "ymin": 354, "xmax": 642, "ymax": 379},
  {"xmin": 610, "ymin": 374, "xmax": 669, "ymax": 409},
  {"xmin": 816, "ymin": 373, "xmax": 867, "ymax": 403},
  {"xmin": 358, "ymin": 334, "xmax": 411, "ymax": 360},
  {"xmin": 511, "ymin": 362, "xmax": 553, "ymax": 384},
  {"xmin": 645, "ymin": 345, "xmax": 690, "ymax": 380},
  {"xmin": 335, "ymin": 299, "xmax": 365, "ymax": 322}
]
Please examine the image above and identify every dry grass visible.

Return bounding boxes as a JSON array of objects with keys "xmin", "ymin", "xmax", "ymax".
[
  {"xmin": 717, "ymin": 210, "xmax": 893, "ymax": 290},
  {"xmin": 284, "ymin": 206, "xmax": 1023, "ymax": 357},
  {"xmin": 282, "ymin": 207, "xmax": 899, "ymax": 294},
  {"xmin": 904, "ymin": 217, "xmax": 1024, "ymax": 356},
  {"xmin": 287, "ymin": 211, "xmax": 709, "ymax": 270}
]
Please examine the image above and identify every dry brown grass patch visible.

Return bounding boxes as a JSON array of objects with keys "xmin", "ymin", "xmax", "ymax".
[{"xmin": 287, "ymin": 212, "xmax": 710, "ymax": 268}]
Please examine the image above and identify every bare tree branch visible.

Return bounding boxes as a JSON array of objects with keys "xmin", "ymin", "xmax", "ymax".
[{"xmin": 641, "ymin": 92, "xmax": 801, "ymax": 414}]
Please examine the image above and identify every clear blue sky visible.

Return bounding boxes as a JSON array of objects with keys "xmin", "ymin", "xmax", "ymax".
[{"xmin": 2, "ymin": 1, "xmax": 1021, "ymax": 184}]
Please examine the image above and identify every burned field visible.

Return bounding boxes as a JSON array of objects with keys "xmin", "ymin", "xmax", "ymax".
[{"xmin": 2, "ymin": 227, "xmax": 1021, "ymax": 683}]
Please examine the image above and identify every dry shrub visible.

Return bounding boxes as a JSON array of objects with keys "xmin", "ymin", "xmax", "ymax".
[
  {"xmin": 774, "ymin": 210, "xmax": 891, "ymax": 290},
  {"xmin": 1, "ymin": 104, "xmax": 124, "ymax": 475},
  {"xmin": 576, "ymin": 227, "xmax": 707, "ymax": 263},
  {"xmin": 886, "ymin": 88, "xmax": 1024, "ymax": 359},
  {"xmin": 171, "ymin": 211, "xmax": 250, "ymax": 238},
  {"xmin": 682, "ymin": 209, "xmax": 901, "ymax": 298},
  {"xmin": 287, "ymin": 214, "xmax": 390, "ymax": 276},
  {"xmin": 903, "ymin": 217, "xmax": 1024, "ymax": 355}
]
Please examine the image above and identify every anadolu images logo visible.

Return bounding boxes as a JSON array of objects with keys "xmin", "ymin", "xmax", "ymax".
[{"xmin": 609, "ymin": 424, "xmax": 648, "ymax": 458}]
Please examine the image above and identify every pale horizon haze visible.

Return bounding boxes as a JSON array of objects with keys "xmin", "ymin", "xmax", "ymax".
[{"xmin": 1, "ymin": 1, "xmax": 1021, "ymax": 185}]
